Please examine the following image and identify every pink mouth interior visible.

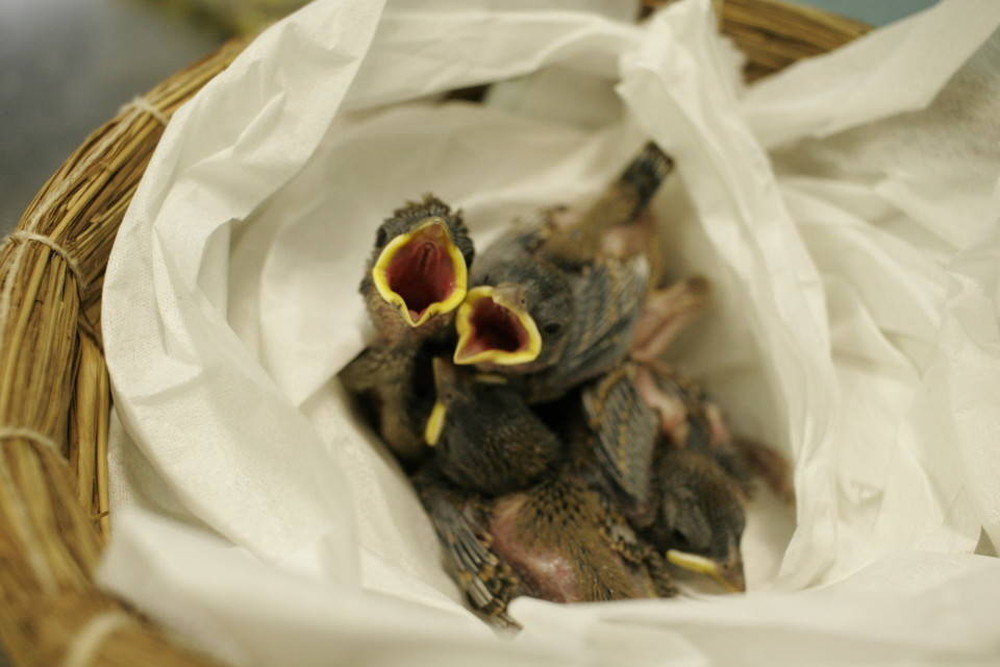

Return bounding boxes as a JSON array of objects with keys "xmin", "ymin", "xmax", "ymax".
[
  {"xmin": 386, "ymin": 226, "xmax": 457, "ymax": 320},
  {"xmin": 461, "ymin": 297, "xmax": 530, "ymax": 358}
]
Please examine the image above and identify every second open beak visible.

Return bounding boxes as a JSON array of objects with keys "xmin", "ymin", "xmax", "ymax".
[{"xmin": 453, "ymin": 285, "xmax": 542, "ymax": 366}]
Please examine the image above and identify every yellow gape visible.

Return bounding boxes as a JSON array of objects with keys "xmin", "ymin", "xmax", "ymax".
[
  {"xmin": 371, "ymin": 218, "xmax": 468, "ymax": 327},
  {"xmin": 453, "ymin": 285, "xmax": 542, "ymax": 365}
]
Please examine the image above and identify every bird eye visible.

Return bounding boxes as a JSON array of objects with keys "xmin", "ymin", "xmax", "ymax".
[
  {"xmin": 375, "ymin": 228, "xmax": 388, "ymax": 246},
  {"xmin": 542, "ymin": 322, "xmax": 562, "ymax": 336},
  {"xmin": 670, "ymin": 528, "xmax": 691, "ymax": 549}
]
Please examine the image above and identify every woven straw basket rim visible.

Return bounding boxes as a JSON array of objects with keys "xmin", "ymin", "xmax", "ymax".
[{"xmin": 0, "ymin": 1, "xmax": 867, "ymax": 664}]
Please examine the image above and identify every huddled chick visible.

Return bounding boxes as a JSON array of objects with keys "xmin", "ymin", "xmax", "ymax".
[{"xmin": 340, "ymin": 143, "xmax": 792, "ymax": 626}]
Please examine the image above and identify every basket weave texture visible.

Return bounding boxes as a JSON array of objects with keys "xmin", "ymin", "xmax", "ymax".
[{"xmin": 0, "ymin": 2, "xmax": 867, "ymax": 665}]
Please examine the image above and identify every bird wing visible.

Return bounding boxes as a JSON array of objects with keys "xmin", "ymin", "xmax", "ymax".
[
  {"xmin": 581, "ymin": 364, "xmax": 659, "ymax": 514},
  {"xmin": 415, "ymin": 476, "xmax": 521, "ymax": 627},
  {"xmin": 528, "ymin": 256, "xmax": 649, "ymax": 402}
]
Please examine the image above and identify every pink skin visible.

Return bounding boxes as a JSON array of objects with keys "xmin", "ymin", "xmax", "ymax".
[
  {"xmin": 547, "ymin": 205, "xmax": 580, "ymax": 232},
  {"xmin": 704, "ymin": 402, "xmax": 733, "ymax": 448},
  {"xmin": 634, "ymin": 365, "xmax": 691, "ymax": 444},
  {"xmin": 630, "ymin": 277, "xmax": 709, "ymax": 362},
  {"xmin": 600, "ymin": 209, "xmax": 658, "ymax": 260},
  {"xmin": 489, "ymin": 495, "xmax": 581, "ymax": 602}
]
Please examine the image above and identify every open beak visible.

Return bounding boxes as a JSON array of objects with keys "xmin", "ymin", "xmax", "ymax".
[
  {"xmin": 453, "ymin": 285, "xmax": 542, "ymax": 366},
  {"xmin": 371, "ymin": 218, "xmax": 468, "ymax": 328},
  {"xmin": 666, "ymin": 550, "xmax": 746, "ymax": 593}
]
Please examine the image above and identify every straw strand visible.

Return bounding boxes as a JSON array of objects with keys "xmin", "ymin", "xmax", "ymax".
[
  {"xmin": 121, "ymin": 96, "xmax": 171, "ymax": 128},
  {"xmin": 0, "ymin": 426, "xmax": 62, "ymax": 454},
  {"xmin": 61, "ymin": 610, "xmax": 135, "ymax": 667},
  {"xmin": 6, "ymin": 231, "xmax": 88, "ymax": 291},
  {"xmin": 0, "ymin": 446, "xmax": 59, "ymax": 595}
]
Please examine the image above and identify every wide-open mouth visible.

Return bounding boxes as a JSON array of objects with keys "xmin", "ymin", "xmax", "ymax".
[
  {"xmin": 372, "ymin": 219, "xmax": 467, "ymax": 328},
  {"xmin": 453, "ymin": 286, "xmax": 542, "ymax": 366}
]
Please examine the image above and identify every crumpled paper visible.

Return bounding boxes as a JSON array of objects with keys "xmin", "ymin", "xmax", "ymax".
[{"xmin": 99, "ymin": 0, "xmax": 1000, "ymax": 664}]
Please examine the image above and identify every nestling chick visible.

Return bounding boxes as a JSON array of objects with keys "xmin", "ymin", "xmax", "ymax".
[
  {"xmin": 452, "ymin": 144, "xmax": 674, "ymax": 402},
  {"xmin": 425, "ymin": 358, "xmax": 562, "ymax": 496},
  {"xmin": 340, "ymin": 195, "xmax": 474, "ymax": 464},
  {"xmin": 568, "ymin": 274, "xmax": 712, "ymax": 526},
  {"xmin": 414, "ymin": 464, "xmax": 675, "ymax": 627},
  {"xmin": 360, "ymin": 195, "xmax": 474, "ymax": 345},
  {"xmin": 633, "ymin": 361, "xmax": 794, "ymax": 502},
  {"xmin": 338, "ymin": 343, "xmax": 434, "ymax": 465},
  {"xmin": 578, "ymin": 362, "xmax": 750, "ymax": 593},
  {"xmin": 631, "ymin": 362, "xmax": 792, "ymax": 592},
  {"xmin": 650, "ymin": 447, "xmax": 748, "ymax": 593}
]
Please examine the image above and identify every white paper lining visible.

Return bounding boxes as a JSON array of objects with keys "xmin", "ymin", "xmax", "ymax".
[{"xmin": 100, "ymin": 1, "xmax": 1000, "ymax": 663}]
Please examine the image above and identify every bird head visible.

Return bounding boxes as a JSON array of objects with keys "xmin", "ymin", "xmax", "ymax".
[
  {"xmin": 453, "ymin": 259, "xmax": 572, "ymax": 371},
  {"xmin": 653, "ymin": 449, "xmax": 747, "ymax": 593},
  {"xmin": 364, "ymin": 196, "xmax": 473, "ymax": 334},
  {"xmin": 423, "ymin": 357, "xmax": 512, "ymax": 445}
]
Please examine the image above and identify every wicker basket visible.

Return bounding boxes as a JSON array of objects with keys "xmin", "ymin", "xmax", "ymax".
[{"xmin": 0, "ymin": 2, "xmax": 868, "ymax": 664}]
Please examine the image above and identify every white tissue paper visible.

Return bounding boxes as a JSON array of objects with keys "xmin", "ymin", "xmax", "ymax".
[{"xmin": 100, "ymin": 0, "xmax": 1000, "ymax": 664}]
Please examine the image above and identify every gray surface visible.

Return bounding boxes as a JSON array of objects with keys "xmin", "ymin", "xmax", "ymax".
[
  {"xmin": 798, "ymin": 0, "xmax": 936, "ymax": 27},
  {"xmin": 0, "ymin": 0, "xmax": 222, "ymax": 235}
]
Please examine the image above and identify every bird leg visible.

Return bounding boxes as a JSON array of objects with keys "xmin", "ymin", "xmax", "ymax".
[
  {"xmin": 630, "ymin": 276, "xmax": 710, "ymax": 362},
  {"xmin": 732, "ymin": 437, "xmax": 796, "ymax": 505}
]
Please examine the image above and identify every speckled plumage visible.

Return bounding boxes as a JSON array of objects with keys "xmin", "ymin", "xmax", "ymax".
[
  {"xmin": 415, "ymin": 464, "xmax": 673, "ymax": 627},
  {"xmin": 580, "ymin": 362, "xmax": 660, "ymax": 526},
  {"xmin": 460, "ymin": 144, "xmax": 674, "ymax": 402},
  {"xmin": 429, "ymin": 360, "xmax": 563, "ymax": 496}
]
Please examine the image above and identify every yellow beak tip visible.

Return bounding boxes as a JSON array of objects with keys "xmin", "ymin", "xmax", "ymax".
[{"xmin": 666, "ymin": 550, "xmax": 744, "ymax": 592}]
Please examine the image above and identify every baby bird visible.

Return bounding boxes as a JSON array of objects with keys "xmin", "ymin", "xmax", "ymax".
[
  {"xmin": 632, "ymin": 361, "xmax": 794, "ymax": 502},
  {"xmin": 338, "ymin": 343, "xmax": 434, "ymax": 464},
  {"xmin": 340, "ymin": 196, "xmax": 474, "ymax": 464},
  {"xmin": 414, "ymin": 464, "xmax": 675, "ymax": 627},
  {"xmin": 650, "ymin": 447, "xmax": 748, "ymax": 593},
  {"xmin": 453, "ymin": 143, "xmax": 674, "ymax": 403},
  {"xmin": 360, "ymin": 195, "xmax": 475, "ymax": 345},
  {"xmin": 579, "ymin": 362, "xmax": 751, "ymax": 593},
  {"xmin": 425, "ymin": 358, "xmax": 562, "ymax": 496}
]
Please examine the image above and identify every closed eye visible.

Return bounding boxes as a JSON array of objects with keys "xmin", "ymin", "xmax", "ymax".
[{"xmin": 670, "ymin": 529, "xmax": 691, "ymax": 550}]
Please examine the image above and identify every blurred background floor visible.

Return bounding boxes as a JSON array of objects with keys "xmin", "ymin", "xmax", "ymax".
[{"xmin": 0, "ymin": 0, "xmax": 936, "ymax": 237}]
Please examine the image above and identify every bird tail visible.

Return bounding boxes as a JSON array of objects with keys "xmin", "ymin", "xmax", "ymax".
[{"xmin": 541, "ymin": 142, "xmax": 675, "ymax": 268}]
